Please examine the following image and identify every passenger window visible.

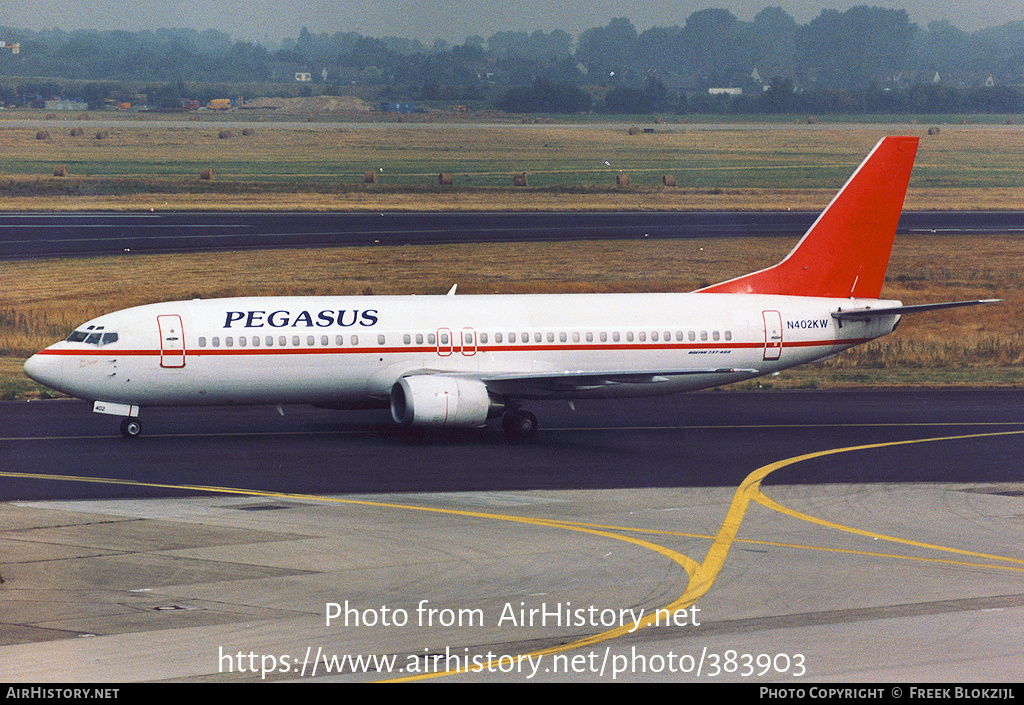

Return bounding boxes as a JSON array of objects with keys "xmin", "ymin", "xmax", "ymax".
[
  {"xmin": 252, "ymin": 336, "xmax": 260, "ymax": 347},
  {"xmin": 198, "ymin": 337, "xmax": 207, "ymax": 347},
  {"xmin": 351, "ymin": 335, "xmax": 359, "ymax": 345},
  {"xmin": 266, "ymin": 336, "xmax": 274, "ymax": 347},
  {"xmin": 713, "ymin": 331, "xmax": 720, "ymax": 341},
  {"xmin": 725, "ymin": 331, "xmax": 732, "ymax": 341},
  {"xmin": 212, "ymin": 337, "xmax": 220, "ymax": 348},
  {"xmin": 238, "ymin": 336, "xmax": 247, "ymax": 347},
  {"xmin": 599, "ymin": 332, "xmax": 606, "ymax": 342},
  {"xmin": 701, "ymin": 331, "xmax": 708, "ymax": 341},
  {"xmin": 689, "ymin": 331, "xmax": 696, "ymax": 341},
  {"xmin": 404, "ymin": 334, "xmax": 411, "ymax": 345},
  {"xmin": 440, "ymin": 333, "xmax": 449, "ymax": 345},
  {"xmin": 480, "ymin": 333, "xmax": 488, "ymax": 344},
  {"xmin": 225, "ymin": 337, "xmax": 233, "ymax": 347},
  {"xmin": 651, "ymin": 331, "xmax": 658, "ymax": 342},
  {"xmin": 613, "ymin": 332, "xmax": 620, "ymax": 342},
  {"xmin": 495, "ymin": 333, "xmax": 503, "ymax": 344},
  {"xmin": 278, "ymin": 336, "xmax": 286, "ymax": 346},
  {"xmin": 534, "ymin": 333, "xmax": 542, "ymax": 343},
  {"xmin": 307, "ymin": 335, "xmax": 315, "ymax": 346},
  {"xmin": 508, "ymin": 333, "xmax": 516, "ymax": 343},
  {"xmin": 626, "ymin": 332, "xmax": 634, "ymax": 342},
  {"xmin": 292, "ymin": 336, "xmax": 300, "ymax": 346},
  {"xmin": 416, "ymin": 334, "xmax": 424, "ymax": 345},
  {"xmin": 321, "ymin": 335, "xmax": 329, "ymax": 346},
  {"xmin": 377, "ymin": 334, "xmax": 386, "ymax": 345},
  {"xmin": 336, "ymin": 335, "xmax": 344, "ymax": 346},
  {"xmin": 428, "ymin": 333, "xmax": 436, "ymax": 345}
]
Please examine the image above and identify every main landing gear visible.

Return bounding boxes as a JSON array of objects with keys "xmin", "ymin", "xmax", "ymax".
[
  {"xmin": 501, "ymin": 409, "xmax": 538, "ymax": 442},
  {"xmin": 120, "ymin": 418, "xmax": 142, "ymax": 438}
]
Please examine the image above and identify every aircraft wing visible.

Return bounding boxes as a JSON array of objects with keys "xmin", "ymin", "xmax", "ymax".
[
  {"xmin": 831, "ymin": 299, "xmax": 1000, "ymax": 321},
  {"xmin": 398, "ymin": 367, "xmax": 759, "ymax": 398}
]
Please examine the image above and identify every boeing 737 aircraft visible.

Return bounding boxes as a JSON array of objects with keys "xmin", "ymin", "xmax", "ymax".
[{"xmin": 24, "ymin": 136, "xmax": 995, "ymax": 440}]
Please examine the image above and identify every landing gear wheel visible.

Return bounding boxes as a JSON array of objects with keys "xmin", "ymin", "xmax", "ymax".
[
  {"xmin": 502, "ymin": 410, "xmax": 538, "ymax": 442},
  {"xmin": 120, "ymin": 418, "xmax": 142, "ymax": 438}
]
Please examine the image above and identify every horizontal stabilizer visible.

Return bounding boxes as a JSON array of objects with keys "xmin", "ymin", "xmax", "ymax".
[{"xmin": 831, "ymin": 299, "xmax": 1001, "ymax": 320}]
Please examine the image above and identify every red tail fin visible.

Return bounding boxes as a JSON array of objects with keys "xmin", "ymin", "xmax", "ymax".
[{"xmin": 697, "ymin": 136, "xmax": 919, "ymax": 299}]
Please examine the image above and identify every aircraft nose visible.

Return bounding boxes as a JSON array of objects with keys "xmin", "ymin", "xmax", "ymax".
[{"xmin": 23, "ymin": 352, "xmax": 63, "ymax": 391}]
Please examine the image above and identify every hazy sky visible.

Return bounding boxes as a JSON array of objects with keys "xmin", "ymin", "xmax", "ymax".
[{"xmin": 1, "ymin": 0, "xmax": 1020, "ymax": 44}]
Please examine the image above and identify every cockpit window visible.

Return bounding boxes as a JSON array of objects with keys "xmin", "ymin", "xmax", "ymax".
[{"xmin": 66, "ymin": 330, "xmax": 119, "ymax": 346}]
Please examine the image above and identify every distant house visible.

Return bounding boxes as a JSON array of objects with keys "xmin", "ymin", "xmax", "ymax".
[
  {"xmin": 379, "ymin": 102, "xmax": 416, "ymax": 114},
  {"xmin": 295, "ymin": 72, "xmax": 312, "ymax": 82},
  {"xmin": 44, "ymin": 99, "xmax": 88, "ymax": 111},
  {"xmin": 708, "ymin": 87, "xmax": 742, "ymax": 96}
]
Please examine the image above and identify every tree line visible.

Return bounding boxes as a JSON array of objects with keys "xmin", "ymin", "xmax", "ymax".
[{"xmin": 2, "ymin": 8, "xmax": 1024, "ymax": 114}]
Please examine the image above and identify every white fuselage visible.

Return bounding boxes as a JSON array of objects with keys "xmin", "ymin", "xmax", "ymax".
[{"xmin": 25, "ymin": 292, "xmax": 900, "ymax": 409}]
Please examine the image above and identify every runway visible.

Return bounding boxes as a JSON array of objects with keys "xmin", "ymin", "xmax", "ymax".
[
  {"xmin": 2, "ymin": 389, "xmax": 1023, "ymax": 682},
  {"xmin": 4, "ymin": 210, "xmax": 1024, "ymax": 259}
]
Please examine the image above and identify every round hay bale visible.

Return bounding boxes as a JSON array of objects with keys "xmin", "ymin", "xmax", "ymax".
[
  {"xmin": 438, "ymin": 172, "xmax": 454, "ymax": 186},
  {"xmin": 616, "ymin": 173, "xmax": 630, "ymax": 188},
  {"xmin": 513, "ymin": 173, "xmax": 528, "ymax": 187},
  {"xmin": 928, "ymin": 126, "xmax": 941, "ymax": 135},
  {"xmin": 662, "ymin": 174, "xmax": 677, "ymax": 187},
  {"xmin": 45, "ymin": 113, "xmax": 57, "ymax": 120},
  {"xmin": 218, "ymin": 129, "xmax": 232, "ymax": 139},
  {"xmin": 69, "ymin": 127, "xmax": 84, "ymax": 137},
  {"xmin": 805, "ymin": 116, "xmax": 817, "ymax": 124},
  {"xmin": 627, "ymin": 126, "xmax": 641, "ymax": 135},
  {"xmin": 241, "ymin": 127, "xmax": 254, "ymax": 136},
  {"xmin": 77, "ymin": 113, "xmax": 90, "ymax": 120},
  {"xmin": 363, "ymin": 171, "xmax": 378, "ymax": 183},
  {"xmin": 35, "ymin": 130, "xmax": 50, "ymax": 140},
  {"xmin": 199, "ymin": 168, "xmax": 215, "ymax": 181},
  {"xmin": 53, "ymin": 165, "xmax": 68, "ymax": 177},
  {"xmin": 95, "ymin": 130, "xmax": 109, "ymax": 140}
]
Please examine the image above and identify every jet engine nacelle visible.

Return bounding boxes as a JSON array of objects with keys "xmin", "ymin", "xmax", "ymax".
[{"xmin": 390, "ymin": 375, "xmax": 504, "ymax": 427}]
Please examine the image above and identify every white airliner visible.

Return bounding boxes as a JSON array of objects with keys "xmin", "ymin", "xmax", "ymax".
[{"xmin": 24, "ymin": 136, "xmax": 995, "ymax": 440}]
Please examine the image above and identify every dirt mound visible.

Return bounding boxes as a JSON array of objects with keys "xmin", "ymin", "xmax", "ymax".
[{"xmin": 241, "ymin": 95, "xmax": 372, "ymax": 113}]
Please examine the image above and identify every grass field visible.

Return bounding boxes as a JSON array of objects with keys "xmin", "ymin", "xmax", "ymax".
[
  {"xmin": 5, "ymin": 120, "xmax": 1024, "ymax": 210},
  {"xmin": 1, "ymin": 120, "xmax": 1021, "ymax": 396}
]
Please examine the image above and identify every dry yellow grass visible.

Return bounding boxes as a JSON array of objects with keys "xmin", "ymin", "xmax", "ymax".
[{"xmin": 4, "ymin": 123, "xmax": 1024, "ymax": 210}]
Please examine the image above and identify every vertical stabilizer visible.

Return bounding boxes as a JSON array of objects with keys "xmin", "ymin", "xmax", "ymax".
[{"xmin": 697, "ymin": 136, "xmax": 919, "ymax": 299}]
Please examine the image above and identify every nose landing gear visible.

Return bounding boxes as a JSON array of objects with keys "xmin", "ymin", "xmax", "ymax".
[{"xmin": 120, "ymin": 418, "xmax": 142, "ymax": 437}]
